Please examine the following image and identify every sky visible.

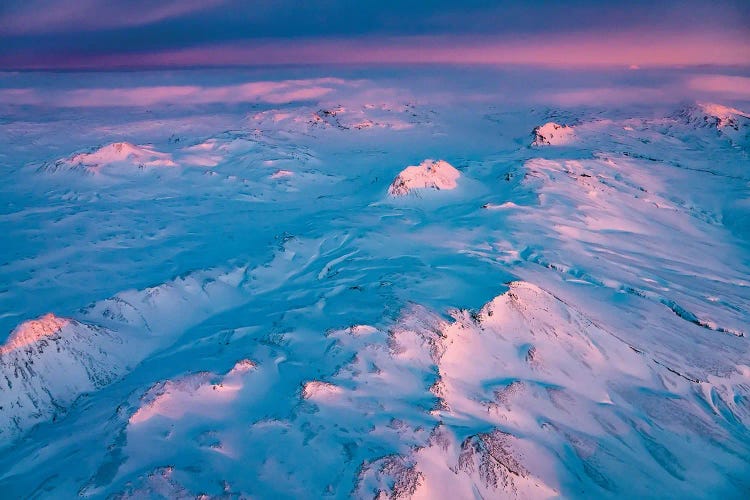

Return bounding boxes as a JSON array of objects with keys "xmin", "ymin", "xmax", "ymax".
[{"xmin": 0, "ymin": 0, "xmax": 749, "ymax": 69}]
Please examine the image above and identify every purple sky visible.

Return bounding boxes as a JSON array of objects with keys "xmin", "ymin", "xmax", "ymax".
[{"xmin": 1, "ymin": 0, "xmax": 749, "ymax": 69}]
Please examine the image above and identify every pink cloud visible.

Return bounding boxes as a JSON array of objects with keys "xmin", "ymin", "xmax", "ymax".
[
  {"xmin": 540, "ymin": 87, "xmax": 669, "ymax": 106},
  {"xmin": 5, "ymin": 30, "xmax": 747, "ymax": 70},
  {"xmin": 0, "ymin": 0, "xmax": 228, "ymax": 35},
  {"xmin": 687, "ymin": 75, "xmax": 750, "ymax": 99},
  {"xmin": 0, "ymin": 78, "xmax": 347, "ymax": 107}
]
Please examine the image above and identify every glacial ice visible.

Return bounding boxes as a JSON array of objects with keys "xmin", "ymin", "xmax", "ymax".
[{"xmin": 0, "ymin": 68, "xmax": 748, "ymax": 498}]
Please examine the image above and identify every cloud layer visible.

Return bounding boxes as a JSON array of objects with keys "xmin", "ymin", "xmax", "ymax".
[
  {"xmin": 1, "ymin": 0, "xmax": 748, "ymax": 69},
  {"xmin": 0, "ymin": 78, "xmax": 349, "ymax": 107}
]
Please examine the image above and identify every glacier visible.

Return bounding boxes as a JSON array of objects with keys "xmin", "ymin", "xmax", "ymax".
[{"xmin": 0, "ymin": 66, "xmax": 748, "ymax": 498}]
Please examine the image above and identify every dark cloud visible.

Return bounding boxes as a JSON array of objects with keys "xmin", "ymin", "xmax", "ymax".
[{"xmin": 1, "ymin": 0, "xmax": 748, "ymax": 69}]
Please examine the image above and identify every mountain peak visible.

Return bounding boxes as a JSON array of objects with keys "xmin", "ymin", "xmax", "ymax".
[
  {"xmin": 531, "ymin": 122, "xmax": 575, "ymax": 146},
  {"xmin": 1, "ymin": 313, "xmax": 70, "ymax": 353},
  {"xmin": 387, "ymin": 159, "xmax": 460, "ymax": 197},
  {"xmin": 44, "ymin": 142, "xmax": 176, "ymax": 174}
]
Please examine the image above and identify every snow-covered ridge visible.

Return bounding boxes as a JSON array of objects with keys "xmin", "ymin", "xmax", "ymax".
[
  {"xmin": 678, "ymin": 102, "xmax": 750, "ymax": 130},
  {"xmin": 348, "ymin": 281, "xmax": 749, "ymax": 498},
  {"xmin": 301, "ymin": 380, "xmax": 344, "ymax": 401},
  {"xmin": 41, "ymin": 142, "xmax": 177, "ymax": 174},
  {"xmin": 672, "ymin": 102, "xmax": 750, "ymax": 148},
  {"xmin": 531, "ymin": 122, "xmax": 575, "ymax": 146},
  {"xmin": 0, "ymin": 234, "xmax": 328, "ymax": 447},
  {"xmin": 251, "ymin": 102, "xmax": 424, "ymax": 134},
  {"xmin": 0, "ymin": 313, "xmax": 70, "ymax": 354},
  {"xmin": 129, "ymin": 359, "xmax": 255, "ymax": 425},
  {"xmin": 0, "ymin": 314, "xmax": 127, "ymax": 442},
  {"xmin": 109, "ymin": 280, "xmax": 749, "ymax": 498},
  {"xmin": 113, "ymin": 466, "xmax": 190, "ymax": 500},
  {"xmin": 387, "ymin": 159, "xmax": 460, "ymax": 196},
  {"xmin": 514, "ymin": 155, "xmax": 749, "ymax": 336},
  {"xmin": 0, "ymin": 242, "xmax": 310, "ymax": 446}
]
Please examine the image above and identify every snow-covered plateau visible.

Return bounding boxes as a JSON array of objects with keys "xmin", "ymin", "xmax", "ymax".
[{"xmin": 0, "ymin": 67, "xmax": 748, "ymax": 498}]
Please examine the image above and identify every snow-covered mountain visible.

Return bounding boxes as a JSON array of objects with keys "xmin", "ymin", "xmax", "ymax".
[
  {"xmin": 531, "ymin": 122, "xmax": 575, "ymax": 146},
  {"xmin": 387, "ymin": 159, "xmax": 461, "ymax": 196},
  {"xmin": 40, "ymin": 142, "xmax": 177, "ymax": 174},
  {"xmin": 677, "ymin": 102, "xmax": 750, "ymax": 130},
  {"xmin": 674, "ymin": 102, "xmax": 750, "ymax": 148},
  {"xmin": 0, "ymin": 314, "xmax": 126, "ymax": 441},
  {"xmin": 0, "ymin": 67, "xmax": 748, "ymax": 498}
]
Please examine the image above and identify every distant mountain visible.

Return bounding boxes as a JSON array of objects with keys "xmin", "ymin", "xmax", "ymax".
[
  {"xmin": 388, "ymin": 159, "xmax": 461, "ymax": 196},
  {"xmin": 40, "ymin": 142, "xmax": 176, "ymax": 174},
  {"xmin": 531, "ymin": 122, "xmax": 575, "ymax": 146}
]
